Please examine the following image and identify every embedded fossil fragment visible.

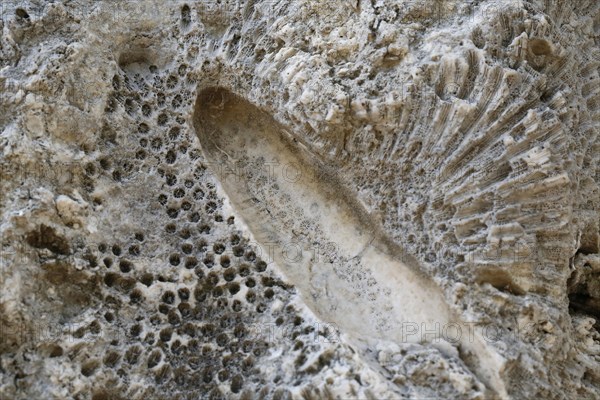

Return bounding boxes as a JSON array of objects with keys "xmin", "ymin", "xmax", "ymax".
[
  {"xmin": 194, "ymin": 87, "xmax": 451, "ymax": 342},
  {"xmin": 194, "ymin": 87, "xmax": 508, "ymax": 397}
]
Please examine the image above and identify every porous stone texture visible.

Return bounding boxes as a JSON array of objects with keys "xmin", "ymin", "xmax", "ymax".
[{"xmin": 0, "ymin": 1, "xmax": 598, "ymax": 399}]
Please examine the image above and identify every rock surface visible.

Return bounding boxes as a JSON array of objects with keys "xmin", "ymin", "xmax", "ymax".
[{"xmin": 0, "ymin": 1, "xmax": 598, "ymax": 399}]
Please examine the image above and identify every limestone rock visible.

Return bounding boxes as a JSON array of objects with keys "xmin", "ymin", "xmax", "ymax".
[{"xmin": 0, "ymin": 1, "xmax": 598, "ymax": 399}]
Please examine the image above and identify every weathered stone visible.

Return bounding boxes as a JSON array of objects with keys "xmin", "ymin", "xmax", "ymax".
[{"xmin": 1, "ymin": 1, "xmax": 598, "ymax": 399}]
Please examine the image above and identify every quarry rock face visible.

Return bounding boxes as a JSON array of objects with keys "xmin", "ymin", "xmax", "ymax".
[{"xmin": 0, "ymin": 1, "xmax": 598, "ymax": 399}]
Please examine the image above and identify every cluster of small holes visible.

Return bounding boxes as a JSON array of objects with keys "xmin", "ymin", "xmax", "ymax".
[{"xmin": 71, "ymin": 52, "xmax": 330, "ymax": 399}]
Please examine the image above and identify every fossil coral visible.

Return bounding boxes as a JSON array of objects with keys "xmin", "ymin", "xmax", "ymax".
[{"xmin": 0, "ymin": 0, "xmax": 598, "ymax": 399}]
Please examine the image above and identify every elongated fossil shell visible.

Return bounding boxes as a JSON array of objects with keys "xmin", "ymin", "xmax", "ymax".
[{"xmin": 194, "ymin": 87, "xmax": 511, "ymax": 396}]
